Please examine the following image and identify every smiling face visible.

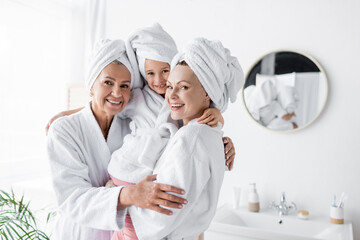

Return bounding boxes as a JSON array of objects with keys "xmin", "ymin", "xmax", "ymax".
[
  {"xmin": 166, "ymin": 64, "xmax": 210, "ymax": 125},
  {"xmin": 90, "ymin": 62, "xmax": 131, "ymax": 120},
  {"xmin": 144, "ymin": 59, "xmax": 170, "ymax": 95}
]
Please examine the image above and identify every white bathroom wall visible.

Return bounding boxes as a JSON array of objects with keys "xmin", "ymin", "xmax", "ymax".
[{"xmin": 105, "ymin": 0, "xmax": 360, "ymax": 238}]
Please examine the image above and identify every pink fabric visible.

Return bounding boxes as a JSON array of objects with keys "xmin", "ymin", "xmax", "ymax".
[
  {"xmin": 111, "ymin": 214, "xmax": 138, "ymax": 240},
  {"xmin": 110, "ymin": 175, "xmax": 138, "ymax": 240},
  {"xmin": 111, "ymin": 176, "xmax": 135, "ymax": 187}
]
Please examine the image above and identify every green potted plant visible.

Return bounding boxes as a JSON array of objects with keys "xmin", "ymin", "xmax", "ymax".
[{"xmin": 0, "ymin": 189, "xmax": 52, "ymax": 240}]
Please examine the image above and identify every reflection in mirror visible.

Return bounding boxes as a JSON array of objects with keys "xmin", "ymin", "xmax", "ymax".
[{"xmin": 243, "ymin": 51, "xmax": 328, "ymax": 131}]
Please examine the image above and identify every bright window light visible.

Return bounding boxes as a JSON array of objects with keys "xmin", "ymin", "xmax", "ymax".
[{"xmin": 0, "ymin": 0, "xmax": 81, "ymax": 184}]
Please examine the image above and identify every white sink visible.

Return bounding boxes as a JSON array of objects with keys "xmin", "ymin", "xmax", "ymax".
[{"xmin": 205, "ymin": 204, "xmax": 353, "ymax": 240}]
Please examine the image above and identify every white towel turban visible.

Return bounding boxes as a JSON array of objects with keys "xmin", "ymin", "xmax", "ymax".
[
  {"xmin": 126, "ymin": 23, "xmax": 178, "ymax": 83},
  {"xmin": 86, "ymin": 39, "xmax": 142, "ymax": 91},
  {"xmin": 171, "ymin": 38, "xmax": 244, "ymax": 112}
]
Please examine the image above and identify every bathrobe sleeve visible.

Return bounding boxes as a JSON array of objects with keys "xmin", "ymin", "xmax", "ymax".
[
  {"xmin": 277, "ymin": 85, "xmax": 299, "ymax": 114},
  {"xmin": 47, "ymin": 121, "xmax": 126, "ymax": 231},
  {"xmin": 108, "ymin": 127, "xmax": 168, "ymax": 183},
  {"xmin": 128, "ymin": 124, "xmax": 222, "ymax": 240},
  {"xmin": 117, "ymin": 88, "xmax": 158, "ymax": 130},
  {"xmin": 270, "ymin": 101, "xmax": 287, "ymax": 118}
]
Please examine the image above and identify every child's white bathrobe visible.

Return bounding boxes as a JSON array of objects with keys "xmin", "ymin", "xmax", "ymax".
[
  {"xmin": 108, "ymin": 22, "xmax": 180, "ymax": 183},
  {"xmin": 47, "ymin": 103, "xmax": 131, "ymax": 240},
  {"xmin": 108, "ymin": 86, "xmax": 180, "ymax": 183},
  {"xmin": 128, "ymin": 119, "xmax": 225, "ymax": 240},
  {"xmin": 118, "ymin": 85, "xmax": 164, "ymax": 130}
]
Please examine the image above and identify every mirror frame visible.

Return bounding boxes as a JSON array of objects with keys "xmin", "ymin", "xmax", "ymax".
[{"xmin": 242, "ymin": 49, "xmax": 329, "ymax": 132}]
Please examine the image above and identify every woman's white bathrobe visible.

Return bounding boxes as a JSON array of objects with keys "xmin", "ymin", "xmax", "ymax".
[
  {"xmin": 244, "ymin": 80, "xmax": 298, "ymax": 130},
  {"xmin": 47, "ymin": 103, "xmax": 131, "ymax": 240},
  {"xmin": 128, "ymin": 119, "xmax": 225, "ymax": 240}
]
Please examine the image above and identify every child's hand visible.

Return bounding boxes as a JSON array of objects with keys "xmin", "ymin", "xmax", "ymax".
[
  {"xmin": 105, "ymin": 179, "xmax": 115, "ymax": 188},
  {"xmin": 45, "ymin": 112, "xmax": 65, "ymax": 135},
  {"xmin": 223, "ymin": 137, "xmax": 235, "ymax": 171},
  {"xmin": 45, "ymin": 107, "xmax": 84, "ymax": 135},
  {"xmin": 282, "ymin": 112, "xmax": 295, "ymax": 121},
  {"xmin": 198, "ymin": 108, "xmax": 224, "ymax": 128}
]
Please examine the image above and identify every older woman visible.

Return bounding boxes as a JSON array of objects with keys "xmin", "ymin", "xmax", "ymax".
[
  {"xmin": 113, "ymin": 38, "xmax": 244, "ymax": 240},
  {"xmin": 47, "ymin": 39, "xmax": 187, "ymax": 240}
]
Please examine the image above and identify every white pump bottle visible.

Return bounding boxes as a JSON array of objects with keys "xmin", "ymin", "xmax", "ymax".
[{"xmin": 248, "ymin": 183, "xmax": 260, "ymax": 212}]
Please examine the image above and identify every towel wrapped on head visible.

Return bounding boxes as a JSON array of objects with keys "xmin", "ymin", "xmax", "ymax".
[
  {"xmin": 126, "ymin": 23, "xmax": 178, "ymax": 84},
  {"xmin": 171, "ymin": 38, "xmax": 244, "ymax": 112},
  {"xmin": 86, "ymin": 39, "xmax": 142, "ymax": 91}
]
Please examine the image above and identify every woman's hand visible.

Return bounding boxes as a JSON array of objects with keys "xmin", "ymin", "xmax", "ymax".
[
  {"xmin": 105, "ymin": 179, "xmax": 115, "ymax": 188},
  {"xmin": 45, "ymin": 107, "xmax": 84, "ymax": 135},
  {"xmin": 198, "ymin": 108, "xmax": 224, "ymax": 128},
  {"xmin": 223, "ymin": 136, "xmax": 235, "ymax": 171},
  {"xmin": 118, "ymin": 174, "xmax": 188, "ymax": 215},
  {"xmin": 282, "ymin": 112, "xmax": 295, "ymax": 121}
]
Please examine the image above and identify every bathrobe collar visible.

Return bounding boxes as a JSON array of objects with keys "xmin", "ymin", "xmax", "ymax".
[{"xmin": 84, "ymin": 101, "xmax": 124, "ymax": 153}]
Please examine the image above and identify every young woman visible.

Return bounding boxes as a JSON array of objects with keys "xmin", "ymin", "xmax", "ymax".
[{"xmin": 114, "ymin": 37, "xmax": 244, "ymax": 240}]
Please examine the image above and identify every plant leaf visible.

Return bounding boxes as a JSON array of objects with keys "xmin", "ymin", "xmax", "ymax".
[{"xmin": 0, "ymin": 189, "xmax": 51, "ymax": 240}]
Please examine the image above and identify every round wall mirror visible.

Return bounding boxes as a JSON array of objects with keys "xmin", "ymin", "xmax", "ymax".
[{"xmin": 243, "ymin": 50, "xmax": 328, "ymax": 132}]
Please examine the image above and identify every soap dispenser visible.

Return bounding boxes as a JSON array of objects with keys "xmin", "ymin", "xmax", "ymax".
[{"xmin": 248, "ymin": 183, "xmax": 260, "ymax": 212}]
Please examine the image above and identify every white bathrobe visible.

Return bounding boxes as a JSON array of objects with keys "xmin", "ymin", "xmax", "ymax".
[
  {"xmin": 108, "ymin": 87, "xmax": 179, "ymax": 183},
  {"xmin": 128, "ymin": 119, "xmax": 225, "ymax": 240},
  {"xmin": 117, "ymin": 85, "xmax": 164, "ymax": 130},
  {"xmin": 47, "ymin": 103, "xmax": 131, "ymax": 240},
  {"xmin": 244, "ymin": 80, "xmax": 297, "ymax": 130}
]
